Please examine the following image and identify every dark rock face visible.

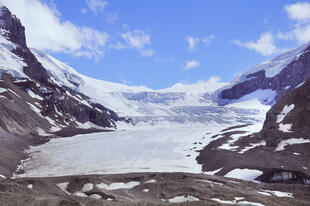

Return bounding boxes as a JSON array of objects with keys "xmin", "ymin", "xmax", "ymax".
[
  {"xmin": 260, "ymin": 80, "xmax": 310, "ymax": 147},
  {"xmin": 0, "ymin": 6, "xmax": 26, "ymax": 48},
  {"xmin": 0, "ymin": 6, "xmax": 123, "ymax": 132},
  {"xmin": 220, "ymin": 45, "xmax": 310, "ymax": 102},
  {"xmin": 0, "ymin": 6, "xmax": 51, "ymax": 84}
]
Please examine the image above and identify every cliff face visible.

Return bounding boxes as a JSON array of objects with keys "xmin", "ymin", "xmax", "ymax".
[{"xmin": 219, "ymin": 43, "xmax": 310, "ymax": 103}]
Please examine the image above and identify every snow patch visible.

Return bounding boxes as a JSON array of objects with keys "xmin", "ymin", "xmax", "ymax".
[
  {"xmin": 218, "ymin": 124, "xmax": 264, "ymax": 152},
  {"xmin": 238, "ymin": 201, "xmax": 265, "ymax": 206},
  {"xmin": 211, "ymin": 198, "xmax": 235, "ymax": 204},
  {"xmin": 261, "ymin": 190, "xmax": 294, "ymax": 198},
  {"xmin": 296, "ymin": 81, "xmax": 305, "ymax": 88},
  {"xmin": 224, "ymin": 169, "xmax": 263, "ymax": 181},
  {"xmin": 257, "ymin": 191, "xmax": 272, "ymax": 196},
  {"xmin": 56, "ymin": 182, "xmax": 70, "ymax": 194},
  {"xmin": 204, "ymin": 167, "xmax": 223, "ymax": 175},
  {"xmin": 81, "ymin": 183, "xmax": 93, "ymax": 192},
  {"xmin": 238, "ymin": 141, "xmax": 266, "ymax": 154},
  {"xmin": 89, "ymin": 194, "xmax": 102, "ymax": 199},
  {"xmin": 195, "ymin": 179, "xmax": 223, "ymax": 186},
  {"xmin": 144, "ymin": 179, "xmax": 157, "ymax": 183},
  {"xmin": 167, "ymin": 195, "xmax": 199, "ymax": 203},
  {"xmin": 8, "ymin": 89, "xmax": 21, "ymax": 98},
  {"xmin": 73, "ymin": 191, "xmax": 87, "ymax": 197},
  {"xmin": 27, "ymin": 102, "xmax": 41, "ymax": 113},
  {"xmin": 0, "ymin": 88, "xmax": 7, "ymax": 93},
  {"xmin": 276, "ymin": 104, "xmax": 294, "ymax": 123},
  {"xmin": 275, "ymin": 138, "xmax": 310, "ymax": 152},
  {"xmin": 279, "ymin": 123, "xmax": 292, "ymax": 132},
  {"xmin": 27, "ymin": 90, "xmax": 43, "ymax": 101},
  {"xmin": 97, "ymin": 181, "xmax": 140, "ymax": 190},
  {"xmin": 0, "ymin": 34, "xmax": 26, "ymax": 78}
]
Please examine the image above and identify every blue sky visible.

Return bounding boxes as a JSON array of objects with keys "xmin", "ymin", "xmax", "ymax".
[{"xmin": 3, "ymin": 0, "xmax": 310, "ymax": 89}]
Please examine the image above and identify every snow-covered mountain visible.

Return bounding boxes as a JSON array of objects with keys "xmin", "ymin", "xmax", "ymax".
[{"xmin": 217, "ymin": 42, "xmax": 310, "ymax": 104}]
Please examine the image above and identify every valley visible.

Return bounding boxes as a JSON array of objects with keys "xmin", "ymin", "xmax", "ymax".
[{"xmin": 0, "ymin": 4, "xmax": 309, "ymax": 206}]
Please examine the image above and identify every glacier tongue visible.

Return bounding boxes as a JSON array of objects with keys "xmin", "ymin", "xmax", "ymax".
[
  {"xmin": 14, "ymin": 48, "xmax": 273, "ymax": 177},
  {"xmin": 32, "ymin": 48, "xmax": 267, "ymax": 126}
]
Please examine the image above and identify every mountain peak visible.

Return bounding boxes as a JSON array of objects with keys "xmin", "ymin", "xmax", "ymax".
[{"xmin": 0, "ymin": 5, "xmax": 27, "ymax": 49}]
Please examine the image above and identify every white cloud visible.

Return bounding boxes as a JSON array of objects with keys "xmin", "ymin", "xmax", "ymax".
[
  {"xmin": 106, "ymin": 12, "xmax": 118, "ymax": 24},
  {"xmin": 154, "ymin": 55, "xmax": 174, "ymax": 63},
  {"xmin": 185, "ymin": 35, "xmax": 215, "ymax": 52},
  {"xmin": 1, "ymin": 0, "xmax": 108, "ymax": 59},
  {"xmin": 86, "ymin": 0, "xmax": 108, "ymax": 14},
  {"xmin": 185, "ymin": 36, "xmax": 199, "ymax": 52},
  {"xmin": 284, "ymin": 2, "xmax": 310, "ymax": 21},
  {"xmin": 121, "ymin": 30, "xmax": 154, "ymax": 57},
  {"xmin": 202, "ymin": 35, "xmax": 215, "ymax": 46},
  {"xmin": 276, "ymin": 31, "xmax": 294, "ymax": 41},
  {"xmin": 283, "ymin": 2, "xmax": 310, "ymax": 43},
  {"xmin": 293, "ymin": 24, "xmax": 310, "ymax": 43},
  {"xmin": 184, "ymin": 60, "xmax": 200, "ymax": 71},
  {"xmin": 167, "ymin": 76, "xmax": 228, "ymax": 94},
  {"xmin": 233, "ymin": 33, "xmax": 278, "ymax": 56}
]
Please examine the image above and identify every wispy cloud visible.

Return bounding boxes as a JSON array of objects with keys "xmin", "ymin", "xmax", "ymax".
[
  {"xmin": 185, "ymin": 36, "xmax": 200, "ymax": 52},
  {"xmin": 106, "ymin": 12, "xmax": 119, "ymax": 24},
  {"xmin": 86, "ymin": 0, "xmax": 108, "ymax": 14},
  {"xmin": 185, "ymin": 35, "xmax": 215, "ymax": 52},
  {"xmin": 283, "ymin": 2, "xmax": 310, "ymax": 44},
  {"xmin": 168, "ymin": 76, "xmax": 228, "ymax": 93},
  {"xmin": 202, "ymin": 35, "xmax": 215, "ymax": 46},
  {"xmin": 121, "ymin": 30, "xmax": 154, "ymax": 57},
  {"xmin": 154, "ymin": 55, "xmax": 174, "ymax": 63},
  {"xmin": 183, "ymin": 60, "xmax": 200, "ymax": 71},
  {"xmin": 233, "ymin": 33, "xmax": 278, "ymax": 56}
]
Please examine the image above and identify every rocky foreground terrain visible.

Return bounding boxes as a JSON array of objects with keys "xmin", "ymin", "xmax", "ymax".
[{"xmin": 0, "ymin": 172, "xmax": 309, "ymax": 206}]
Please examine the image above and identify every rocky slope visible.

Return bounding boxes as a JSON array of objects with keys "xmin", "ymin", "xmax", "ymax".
[
  {"xmin": 261, "ymin": 80, "xmax": 310, "ymax": 146},
  {"xmin": 197, "ymin": 80, "xmax": 310, "ymax": 186},
  {"xmin": 1, "ymin": 172, "xmax": 309, "ymax": 206},
  {"xmin": 0, "ymin": 5, "xmax": 124, "ymax": 179},
  {"xmin": 0, "ymin": 6, "xmax": 123, "ymax": 136}
]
